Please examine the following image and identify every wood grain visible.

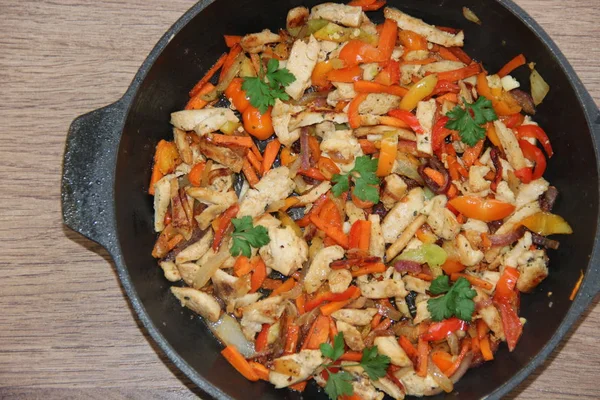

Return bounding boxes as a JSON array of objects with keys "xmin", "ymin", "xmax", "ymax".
[{"xmin": 0, "ymin": 0, "xmax": 598, "ymax": 398}]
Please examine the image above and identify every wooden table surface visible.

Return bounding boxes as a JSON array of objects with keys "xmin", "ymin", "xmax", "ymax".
[{"xmin": 1, "ymin": 0, "xmax": 598, "ymax": 398}]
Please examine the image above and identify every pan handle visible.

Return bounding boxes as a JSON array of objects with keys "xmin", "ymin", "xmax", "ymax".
[{"xmin": 61, "ymin": 98, "xmax": 127, "ymax": 252}]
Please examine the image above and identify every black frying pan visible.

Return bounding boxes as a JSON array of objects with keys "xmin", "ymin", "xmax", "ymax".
[{"xmin": 61, "ymin": 0, "xmax": 600, "ymax": 398}]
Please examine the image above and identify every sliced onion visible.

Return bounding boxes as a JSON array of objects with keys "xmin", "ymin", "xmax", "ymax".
[
  {"xmin": 201, "ymin": 52, "xmax": 245, "ymax": 102},
  {"xmin": 462, "ymin": 7, "xmax": 481, "ymax": 25},
  {"xmin": 531, "ymin": 232, "xmax": 560, "ymax": 250},
  {"xmin": 540, "ymin": 186, "xmax": 558, "ymax": 212},
  {"xmin": 428, "ymin": 355, "xmax": 454, "ymax": 393},
  {"xmin": 488, "ymin": 226, "xmax": 526, "ymax": 247},
  {"xmin": 447, "ymin": 333, "xmax": 460, "ymax": 356},
  {"xmin": 530, "ymin": 69, "xmax": 550, "ymax": 106},
  {"xmin": 510, "ymin": 89, "xmax": 536, "ymax": 115},
  {"xmin": 192, "ymin": 248, "xmax": 229, "ymax": 289},
  {"xmin": 418, "ymin": 157, "xmax": 450, "ymax": 194},
  {"xmin": 450, "ymin": 352, "xmax": 473, "ymax": 384},
  {"xmin": 394, "ymin": 260, "xmax": 422, "ymax": 273},
  {"xmin": 281, "ymin": 281, "xmax": 304, "ymax": 300},
  {"xmin": 295, "ymin": 306, "xmax": 320, "ymax": 329},
  {"xmin": 207, "ymin": 313, "xmax": 255, "ymax": 358},
  {"xmin": 292, "ymin": 91, "xmax": 329, "ymax": 106}
]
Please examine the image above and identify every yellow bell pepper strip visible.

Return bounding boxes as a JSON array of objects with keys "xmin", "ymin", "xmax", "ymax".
[
  {"xmin": 399, "ymin": 74, "xmax": 438, "ymax": 111},
  {"xmin": 516, "ymin": 125, "xmax": 553, "ymax": 157},
  {"xmin": 449, "ymin": 196, "xmax": 515, "ymax": 222},
  {"xmin": 519, "ymin": 212, "xmax": 573, "ymax": 236},
  {"xmin": 348, "ymin": 93, "xmax": 368, "ymax": 129},
  {"xmin": 388, "ymin": 109, "xmax": 425, "ymax": 133},
  {"xmin": 399, "ymin": 30, "xmax": 428, "ymax": 51},
  {"xmin": 493, "ymin": 267, "xmax": 522, "ymax": 352},
  {"xmin": 312, "ymin": 60, "xmax": 335, "ymax": 89},
  {"xmin": 497, "ymin": 53, "xmax": 526, "ymax": 78},
  {"xmin": 375, "ymin": 131, "xmax": 398, "ymax": 176}
]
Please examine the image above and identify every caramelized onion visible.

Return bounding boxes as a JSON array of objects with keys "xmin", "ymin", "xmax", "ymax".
[
  {"xmin": 540, "ymin": 186, "xmax": 558, "ymax": 212},
  {"xmin": 300, "ymin": 127, "xmax": 311, "ymax": 170},
  {"xmin": 490, "ymin": 147, "xmax": 503, "ymax": 192},
  {"xmin": 418, "ymin": 157, "xmax": 450, "ymax": 194},
  {"xmin": 488, "ymin": 226, "xmax": 526, "ymax": 247},
  {"xmin": 394, "ymin": 260, "xmax": 422, "ymax": 273},
  {"xmin": 510, "ymin": 89, "xmax": 536, "ymax": 115},
  {"xmin": 531, "ymin": 232, "xmax": 560, "ymax": 250}
]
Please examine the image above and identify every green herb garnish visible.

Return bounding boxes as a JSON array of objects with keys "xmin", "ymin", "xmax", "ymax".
[
  {"xmin": 242, "ymin": 58, "xmax": 296, "ymax": 114},
  {"xmin": 445, "ymin": 96, "xmax": 498, "ymax": 146},
  {"xmin": 331, "ymin": 156, "xmax": 380, "ymax": 203},
  {"xmin": 427, "ymin": 276, "xmax": 477, "ymax": 322},
  {"xmin": 229, "ymin": 216, "xmax": 270, "ymax": 258}
]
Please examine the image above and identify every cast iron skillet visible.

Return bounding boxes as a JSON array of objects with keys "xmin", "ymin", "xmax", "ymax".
[{"xmin": 62, "ymin": 0, "xmax": 600, "ymax": 398}]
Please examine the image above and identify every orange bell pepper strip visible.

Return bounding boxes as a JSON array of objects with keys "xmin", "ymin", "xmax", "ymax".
[
  {"xmin": 441, "ymin": 259, "xmax": 466, "ymax": 275},
  {"xmin": 249, "ymin": 361, "xmax": 270, "ymax": 381},
  {"xmin": 436, "ymin": 63, "xmax": 482, "ymax": 82},
  {"xmin": 476, "ymin": 72, "xmax": 522, "ymax": 116},
  {"xmin": 221, "ymin": 345, "xmax": 259, "ymax": 381},
  {"xmin": 348, "ymin": 220, "xmax": 372, "ymax": 252},
  {"xmin": 233, "ymin": 255, "xmax": 253, "ymax": 277},
  {"xmin": 443, "ymin": 338, "xmax": 471, "ymax": 377},
  {"xmin": 376, "ymin": 115, "xmax": 410, "ymax": 129},
  {"xmin": 431, "ymin": 350, "xmax": 454, "ymax": 374},
  {"xmin": 348, "ymin": 93, "xmax": 368, "ymax": 129},
  {"xmin": 270, "ymin": 278, "xmax": 296, "ymax": 297},
  {"xmin": 416, "ymin": 336, "xmax": 429, "ymax": 377},
  {"xmin": 326, "ymin": 65, "xmax": 363, "ymax": 82},
  {"xmin": 461, "ymin": 139, "xmax": 485, "ymax": 167},
  {"xmin": 185, "ymin": 83, "xmax": 216, "ymax": 110},
  {"xmin": 250, "ymin": 257, "xmax": 267, "ymax": 293},
  {"xmin": 376, "ymin": 133, "xmax": 398, "ymax": 177},
  {"xmin": 497, "ymin": 53, "xmax": 526, "ymax": 78},
  {"xmin": 310, "ymin": 214, "xmax": 349, "ymax": 248},
  {"xmin": 289, "ymin": 381, "xmax": 308, "ymax": 392},
  {"xmin": 302, "ymin": 315, "xmax": 331, "ymax": 350},
  {"xmin": 305, "ymin": 286, "xmax": 361, "ymax": 312},
  {"xmin": 210, "ymin": 134, "xmax": 254, "ymax": 148},
  {"xmin": 388, "ymin": 109, "xmax": 425, "ymax": 133},
  {"xmin": 189, "ymin": 53, "xmax": 227, "ymax": 97},
  {"xmin": 339, "ymin": 39, "xmax": 383, "ymax": 65},
  {"xmin": 224, "ymin": 35, "xmax": 242, "ymax": 48},
  {"xmin": 377, "ymin": 19, "xmax": 397, "ymax": 61},
  {"xmin": 361, "ymin": 0, "xmax": 386, "ymax": 11},
  {"xmin": 447, "ymin": 46, "xmax": 472, "ymax": 64},
  {"xmin": 399, "ymin": 30, "xmax": 428, "ymax": 51},
  {"xmin": 255, "ymin": 324, "xmax": 270, "ymax": 352},
  {"xmin": 477, "ymin": 319, "xmax": 494, "ymax": 361},
  {"xmin": 219, "ymin": 44, "xmax": 243, "ymax": 82},
  {"xmin": 148, "ymin": 140, "xmax": 179, "ymax": 195},
  {"xmin": 449, "ymin": 196, "xmax": 515, "ymax": 222},
  {"xmin": 284, "ymin": 323, "xmax": 300, "ymax": 355},
  {"xmin": 188, "ymin": 161, "xmax": 206, "ymax": 187},
  {"xmin": 321, "ymin": 296, "xmax": 361, "ymax": 316},
  {"xmin": 312, "ymin": 60, "xmax": 335, "ymax": 89},
  {"xmin": 359, "ymin": 139, "xmax": 378, "ymax": 155},
  {"xmin": 212, "ymin": 204, "xmax": 240, "ymax": 251},
  {"xmin": 317, "ymin": 157, "xmax": 341, "ymax": 180},
  {"xmin": 374, "ymin": 60, "xmax": 400, "ymax": 86},
  {"xmin": 354, "ymin": 80, "xmax": 408, "ymax": 97},
  {"xmin": 570, "ymin": 270, "xmax": 584, "ymax": 301}
]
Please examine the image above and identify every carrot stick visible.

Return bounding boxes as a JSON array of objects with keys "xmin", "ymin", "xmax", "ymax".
[
  {"xmin": 450, "ymin": 272, "xmax": 493, "ymax": 290},
  {"xmin": 249, "ymin": 361, "xmax": 270, "ymax": 381},
  {"xmin": 148, "ymin": 163, "xmax": 163, "ymax": 196},
  {"xmin": 436, "ymin": 46, "xmax": 461, "ymax": 62},
  {"xmin": 250, "ymin": 257, "xmax": 267, "ymax": 293},
  {"xmin": 461, "ymin": 139, "xmax": 484, "ymax": 167},
  {"xmin": 340, "ymin": 352, "xmax": 363, "ymax": 362},
  {"xmin": 359, "ymin": 139, "xmax": 378, "ymax": 154},
  {"xmin": 247, "ymin": 150, "xmax": 263, "ymax": 176},
  {"xmin": 298, "ymin": 167, "xmax": 327, "ymax": 181},
  {"xmin": 221, "ymin": 345, "xmax": 259, "ymax": 381},
  {"xmin": 255, "ymin": 324, "xmax": 270, "ymax": 352},
  {"xmin": 242, "ymin": 158, "xmax": 260, "ymax": 187},
  {"xmin": 329, "ymin": 317, "xmax": 338, "ymax": 343},
  {"xmin": 284, "ymin": 323, "xmax": 300, "ymax": 355},
  {"xmin": 371, "ymin": 313, "xmax": 383, "ymax": 329},
  {"xmin": 219, "ymin": 44, "xmax": 243, "ymax": 82},
  {"xmin": 436, "ymin": 63, "xmax": 482, "ymax": 82},
  {"xmin": 320, "ymin": 298, "xmax": 354, "ymax": 316},
  {"xmin": 423, "ymin": 167, "xmax": 445, "ymax": 186},
  {"xmin": 497, "ymin": 54, "xmax": 526, "ymax": 78},
  {"xmin": 248, "ymin": 137, "xmax": 263, "ymax": 161},
  {"xmin": 188, "ymin": 162, "xmax": 207, "ymax": 187},
  {"xmin": 302, "ymin": 315, "xmax": 330, "ymax": 350},
  {"xmin": 262, "ymin": 278, "xmax": 283, "ymax": 290},
  {"xmin": 224, "ymin": 35, "xmax": 242, "ymax": 48},
  {"xmin": 270, "ymin": 278, "xmax": 296, "ymax": 297},
  {"xmin": 262, "ymin": 139, "xmax": 281, "ymax": 172},
  {"xmin": 570, "ymin": 270, "xmax": 584, "ymax": 301},
  {"xmin": 233, "ymin": 256, "xmax": 253, "ymax": 277},
  {"xmin": 435, "ymin": 92, "xmax": 458, "ymax": 104},
  {"xmin": 354, "ymin": 80, "xmax": 409, "ymax": 97},
  {"xmin": 447, "ymin": 46, "xmax": 472, "ymax": 64},
  {"xmin": 444, "ymin": 338, "xmax": 471, "ymax": 377},
  {"xmin": 398, "ymin": 336, "xmax": 419, "ymax": 364},
  {"xmin": 185, "ymin": 83, "xmax": 216, "ymax": 110},
  {"xmin": 189, "ymin": 53, "xmax": 227, "ymax": 97},
  {"xmin": 210, "ymin": 134, "xmax": 253, "ymax": 148},
  {"xmin": 351, "ymin": 262, "xmax": 386, "ymax": 277},
  {"xmin": 296, "ymin": 294, "xmax": 306, "ymax": 315},
  {"xmin": 431, "ymin": 350, "xmax": 454, "ymax": 374},
  {"xmin": 310, "ymin": 214, "xmax": 349, "ymax": 248},
  {"xmin": 401, "ymin": 57, "xmax": 437, "ymax": 66},
  {"xmin": 374, "ymin": 318, "xmax": 392, "ymax": 332}
]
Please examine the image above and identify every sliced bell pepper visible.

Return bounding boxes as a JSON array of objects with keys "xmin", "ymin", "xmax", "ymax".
[
  {"xmin": 212, "ymin": 204, "xmax": 240, "ymax": 251},
  {"xmin": 354, "ymin": 80, "xmax": 408, "ymax": 97},
  {"xmin": 399, "ymin": 30, "xmax": 428, "ymax": 51},
  {"xmin": 326, "ymin": 65, "xmax": 363, "ymax": 82},
  {"xmin": 493, "ymin": 267, "xmax": 522, "ymax": 352},
  {"xmin": 518, "ymin": 139, "xmax": 546, "ymax": 181},
  {"xmin": 436, "ymin": 63, "xmax": 481, "ymax": 82},
  {"xmin": 255, "ymin": 324, "xmax": 271, "ymax": 352},
  {"xmin": 519, "ymin": 212, "xmax": 573, "ymax": 236},
  {"xmin": 476, "ymin": 72, "xmax": 522, "ymax": 116},
  {"xmin": 348, "ymin": 220, "xmax": 372, "ymax": 252},
  {"xmin": 305, "ymin": 286, "xmax": 361, "ymax": 312},
  {"xmin": 312, "ymin": 60, "xmax": 335, "ymax": 89},
  {"xmin": 516, "ymin": 125, "xmax": 553, "ymax": 157},
  {"xmin": 348, "ymin": 93, "xmax": 368, "ymax": 129},
  {"xmin": 339, "ymin": 39, "xmax": 382, "ymax": 65},
  {"xmin": 374, "ymin": 60, "xmax": 400, "ymax": 86},
  {"xmin": 500, "ymin": 113, "xmax": 525, "ymax": 129},
  {"xmin": 422, "ymin": 317, "xmax": 468, "ymax": 341},
  {"xmin": 377, "ymin": 19, "xmax": 398, "ymax": 61},
  {"xmin": 432, "ymin": 116, "xmax": 452, "ymax": 153},
  {"xmin": 388, "ymin": 109, "xmax": 425, "ymax": 133},
  {"xmin": 376, "ymin": 131, "xmax": 398, "ymax": 176},
  {"xmin": 449, "ymin": 196, "xmax": 515, "ymax": 222},
  {"xmin": 398, "ymin": 74, "xmax": 438, "ymax": 111}
]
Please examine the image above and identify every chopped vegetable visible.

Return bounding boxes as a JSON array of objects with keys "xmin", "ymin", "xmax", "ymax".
[
  {"xmin": 449, "ymin": 196, "xmax": 515, "ymax": 222},
  {"xmin": 221, "ymin": 345, "xmax": 259, "ymax": 381},
  {"xmin": 530, "ymin": 68, "xmax": 550, "ymax": 106},
  {"xmin": 520, "ymin": 212, "xmax": 573, "ymax": 236},
  {"xmin": 462, "ymin": 7, "xmax": 481, "ymax": 25}
]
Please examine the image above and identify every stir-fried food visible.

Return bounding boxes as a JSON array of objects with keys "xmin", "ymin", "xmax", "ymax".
[{"xmin": 149, "ymin": 2, "xmax": 571, "ymax": 398}]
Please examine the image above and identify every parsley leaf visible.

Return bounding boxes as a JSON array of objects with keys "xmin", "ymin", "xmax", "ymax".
[
  {"xmin": 324, "ymin": 371, "xmax": 354, "ymax": 400},
  {"xmin": 331, "ymin": 156, "xmax": 380, "ymax": 203},
  {"xmin": 319, "ymin": 334, "xmax": 390, "ymax": 400},
  {"xmin": 229, "ymin": 216, "xmax": 270, "ymax": 258},
  {"xmin": 320, "ymin": 333, "xmax": 345, "ymax": 362},
  {"xmin": 445, "ymin": 96, "xmax": 498, "ymax": 146},
  {"xmin": 360, "ymin": 346, "xmax": 390, "ymax": 381},
  {"xmin": 242, "ymin": 58, "xmax": 296, "ymax": 114},
  {"xmin": 428, "ymin": 276, "xmax": 477, "ymax": 322}
]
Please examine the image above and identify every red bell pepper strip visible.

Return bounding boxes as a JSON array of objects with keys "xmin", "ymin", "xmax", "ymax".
[
  {"xmin": 514, "ymin": 167, "xmax": 533, "ymax": 184},
  {"xmin": 421, "ymin": 317, "xmax": 468, "ymax": 341},
  {"xmin": 518, "ymin": 139, "xmax": 547, "ymax": 180},
  {"xmin": 432, "ymin": 116, "xmax": 452, "ymax": 152},
  {"xmin": 304, "ymin": 286, "xmax": 361, "ymax": 312},
  {"xmin": 500, "ymin": 113, "xmax": 525, "ymax": 129},
  {"xmin": 516, "ymin": 125, "xmax": 553, "ymax": 157},
  {"xmin": 212, "ymin": 204, "xmax": 240, "ymax": 251},
  {"xmin": 388, "ymin": 109, "xmax": 425, "ymax": 134},
  {"xmin": 432, "ymin": 80, "xmax": 460, "ymax": 96},
  {"xmin": 493, "ymin": 267, "xmax": 523, "ymax": 352}
]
